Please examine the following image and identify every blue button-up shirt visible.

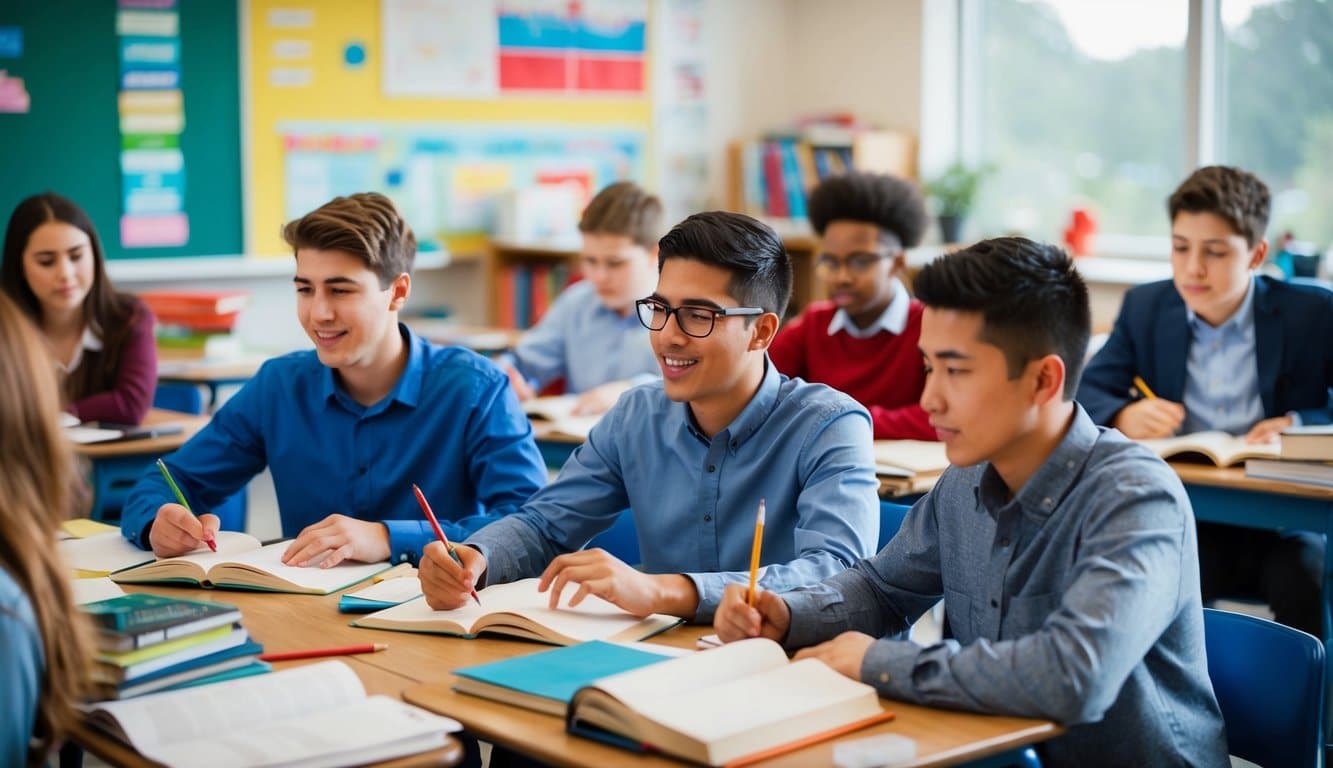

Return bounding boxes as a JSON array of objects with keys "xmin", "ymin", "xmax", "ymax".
[
  {"xmin": 782, "ymin": 406, "xmax": 1228, "ymax": 767},
  {"xmin": 503, "ymin": 280, "xmax": 660, "ymax": 394},
  {"xmin": 466, "ymin": 359, "xmax": 880, "ymax": 621},
  {"xmin": 1183, "ymin": 278, "xmax": 1266, "ymax": 434},
  {"xmin": 120, "ymin": 325, "xmax": 548, "ymax": 564},
  {"xmin": 0, "ymin": 567, "xmax": 41, "ymax": 768}
]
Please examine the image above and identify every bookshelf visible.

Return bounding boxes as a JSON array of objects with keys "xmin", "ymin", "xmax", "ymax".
[{"xmin": 486, "ymin": 239, "xmax": 580, "ymax": 328}]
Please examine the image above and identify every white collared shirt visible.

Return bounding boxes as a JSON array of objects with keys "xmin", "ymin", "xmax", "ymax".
[
  {"xmin": 60, "ymin": 325, "xmax": 103, "ymax": 374},
  {"xmin": 826, "ymin": 278, "xmax": 910, "ymax": 338}
]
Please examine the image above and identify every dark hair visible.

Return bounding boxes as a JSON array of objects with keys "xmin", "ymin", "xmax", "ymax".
[
  {"xmin": 579, "ymin": 181, "xmax": 664, "ymax": 249},
  {"xmin": 913, "ymin": 237, "xmax": 1090, "ymax": 399},
  {"xmin": 1168, "ymin": 166, "xmax": 1270, "ymax": 248},
  {"xmin": 282, "ymin": 192, "xmax": 415, "ymax": 288},
  {"xmin": 807, "ymin": 172, "xmax": 929, "ymax": 247},
  {"xmin": 1, "ymin": 193, "xmax": 140, "ymax": 405},
  {"xmin": 657, "ymin": 211, "xmax": 793, "ymax": 319}
]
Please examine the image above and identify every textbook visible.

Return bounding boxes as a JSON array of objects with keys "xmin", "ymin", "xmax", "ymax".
[
  {"xmin": 1139, "ymin": 431, "xmax": 1280, "ymax": 467},
  {"xmin": 453, "ymin": 640, "xmax": 676, "ymax": 715},
  {"xmin": 83, "ymin": 660, "xmax": 461, "ymax": 768},
  {"xmin": 873, "ymin": 440, "xmax": 950, "ymax": 478},
  {"xmin": 94, "ymin": 625, "xmax": 251, "ymax": 683},
  {"xmin": 338, "ymin": 573, "xmax": 424, "ymax": 613},
  {"xmin": 82, "ymin": 593, "xmax": 243, "ymax": 652},
  {"xmin": 1280, "ymin": 425, "xmax": 1333, "ymax": 462},
  {"xmin": 352, "ymin": 578, "xmax": 682, "ymax": 645},
  {"xmin": 1245, "ymin": 458, "xmax": 1333, "ymax": 489},
  {"xmin": 524, "ymin": 395, "xmax": 601, "ymax": 440},
  {"xmin": 567, "ymin": 637, "xmax": 892, "ymax": 766}
]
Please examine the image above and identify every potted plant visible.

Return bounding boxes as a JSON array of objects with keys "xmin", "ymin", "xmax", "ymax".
[{"xmin": 925, "ymin": 163, "xmax": 992, "ymax": 243}]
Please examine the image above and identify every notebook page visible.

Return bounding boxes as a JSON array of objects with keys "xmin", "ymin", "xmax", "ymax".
[
  {"xmin": 71, "ymin": 577, "xmax": 126, "ymax": 605},
  {"xmin": 155, "ymin": 531, "xmax": 264, "ymax": 571},
  {"xmin": 592, "ymin": 637, "xmax": 789, "ymax": 705},
  {"xmin": 59, "ymin": 532, "xmax": 156, "ymax": 575},
  {"xmin": 219, "ymin": 542, "xmax": 389, "ymax": 591},
  {"xmin": 345, "ymin": 577, "xmax": 425, "ymax": 603}
]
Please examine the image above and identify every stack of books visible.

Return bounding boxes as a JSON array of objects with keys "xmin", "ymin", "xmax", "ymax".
[
  {"xmin": 82, "ymin": 593, "xmax": 267, "ymax": 700},
  {"xmin": 138, "ymin": 289, "xmax": 249, "ymax": 361},
  {"xmin": 1245, "ymin": 425, "xmax": 1333, "ymax": 488}
]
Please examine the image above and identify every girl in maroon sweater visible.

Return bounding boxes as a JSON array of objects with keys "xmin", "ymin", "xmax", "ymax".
[
  {"xmin": 2, "ymin": 193, "xmax": 156, "ymax": 424},
  {"xmin": 769, "ymin": 172, "xmax": 936, "ymax": 440}
]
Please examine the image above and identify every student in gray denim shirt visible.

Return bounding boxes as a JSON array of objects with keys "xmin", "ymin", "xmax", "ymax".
[{"xmin": 715, "ymin": 238, "xmax": 1228, "ymax": 767}]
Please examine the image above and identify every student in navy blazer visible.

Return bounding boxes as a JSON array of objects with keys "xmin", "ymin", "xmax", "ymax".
[{"xmin": 1079, "ymin": 166, "xmax": 1332, "ymax": 635}]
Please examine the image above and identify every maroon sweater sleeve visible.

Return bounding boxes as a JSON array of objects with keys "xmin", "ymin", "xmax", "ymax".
[
  {"xmin": 868, "ymin": 401, "xmax": 936, "ymax": 440},
  {"xmin": 70, "ymin": 302, "xmax": 157, "ymax": 425},
  {"xmin": 768, "ymin": 309, "xmax": 811, "ymax": 379}
]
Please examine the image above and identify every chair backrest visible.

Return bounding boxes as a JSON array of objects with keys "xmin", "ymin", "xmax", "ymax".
[
  {"xmin": 586, "ymin": 508, "xmax": 640, "ymax": 566},
  {"xmin": 878, "ymin": 502, "xmax": 913, "ymax": 550},
  {"xmin": 153, "ymin": 382, "xmax": 205, "ymax": 415},
  {"xmin": 1203, "ymin": 607, "xmax": 1325, "ymax": 768}
]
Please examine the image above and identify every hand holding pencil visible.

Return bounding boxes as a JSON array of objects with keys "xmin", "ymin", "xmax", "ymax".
[
  {"xmin": 413, "ymin": 484, "xmax": 483, "ymax": 609},
  {"xmin": 1112, "ymin": 376, "xmax": 1185, "ymax": 440},
  {"xmin": 148, "ymin": 459, "xmax": 221, "ymax": 558}
]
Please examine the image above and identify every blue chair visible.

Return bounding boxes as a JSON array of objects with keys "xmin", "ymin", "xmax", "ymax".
[
  {"xmin": 878, "ymin": 501, "xmax": 913, "ymax": 549},
  {"xmin": 1204, "ymin": 607, "xmax": 1325, "ymax": 768},
  {"xmin": 586, "ymin": 508, "xmax": 640, "ymax": 566},
  {"xmin": 961, "ymin": 748, "xmax": 1041, "ymax": 767},
  {"xmin": 150, "ymin": 383, "xmax": 248, "ymax": 532}
]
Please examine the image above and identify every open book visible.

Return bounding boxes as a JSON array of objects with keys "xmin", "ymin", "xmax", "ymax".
[
  {"xmin": 1140, "ymin": 431, "xmax": 1279, "ymax": 467},
  {"xmin": 873, "ymin": 440, "xmax": 950, "ymax": 478},
  {"xmin": 352, "ymin": 578, "xmax": 682, "ymax": 645},
  {"xmin": 61, "ymin": 531, "xmax": 390, "ymax": 594},
  {"xmin": 83, "ymin": 660, "xmax": 461, "ymax": 768},
  {"xmin": 524, "ymin": 395, "xmax": 601, "ymax": 440},
  {"xmin": 64, "ymin": 421, "xmax": 184, "ymax": 445},
  {"xmin": 567, "ymin": 637, "xmax": 892, "ymax": 766}
]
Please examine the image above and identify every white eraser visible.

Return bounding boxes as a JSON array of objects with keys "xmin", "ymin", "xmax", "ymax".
[{"xmin": 832, "ymin": 733, "xmax": 917, "ymax": 768}]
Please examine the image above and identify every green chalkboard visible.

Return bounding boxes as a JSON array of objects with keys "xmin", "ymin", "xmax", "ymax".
[{"xmin": 0, "ymin": 1, "xmax": 242, "ymax": 260}]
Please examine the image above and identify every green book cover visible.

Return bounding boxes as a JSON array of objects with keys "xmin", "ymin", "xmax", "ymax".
[{"xmin": 82, "ymin": 592, "xmax": 241, "ymax": 635}]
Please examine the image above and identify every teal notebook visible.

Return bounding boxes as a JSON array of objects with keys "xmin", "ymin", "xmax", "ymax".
[{"xmin": 452, "ymin": 641, "xmax": 674, "ymax": 716}]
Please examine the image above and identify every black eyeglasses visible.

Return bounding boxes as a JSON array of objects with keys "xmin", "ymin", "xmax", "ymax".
[
  {"xmin": 635, "ymin": 298, "xmax": 764, "ymax": 338},
  {"xmin": 813, "ymin": 250, "xmax": 894, "ymax": 276}
]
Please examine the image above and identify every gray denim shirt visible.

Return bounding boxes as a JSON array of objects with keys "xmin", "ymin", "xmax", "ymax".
[{"xmin": 783, "ymin": 405, "xmax": 1228, "ymax": 767}]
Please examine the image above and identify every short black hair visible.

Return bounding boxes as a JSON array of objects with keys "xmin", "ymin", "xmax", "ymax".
[
  {"xmin": 657, "ymin": 211, "xmax": 793, "ymax": 319},
  {"xmin": 807, "ymin": 172, "xmax": 929, "ymax": 247},
  {"xmin": 913, "ymin": 237, "xmax": 1090, "ymax": 399},
  {"xmin": 1168, "ymin": 166, "xmax": 1270, "ymax": 248}
]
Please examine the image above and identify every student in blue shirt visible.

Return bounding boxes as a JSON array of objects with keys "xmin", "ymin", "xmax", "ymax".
[
  {"xmin": 419, "ymin": 211, "xmax": 880, "ymax": 622},
  {"xmin": 0, "ymin": 293, "xmax": 91, "ymax": 768},
  {"xmin": 121, "ymin": 193, "xmax": 547, "ymax": 567},
  {"xmin": 1079, "ymin": 166, "xmax": 1332, "ymax": 634},
  {"xmin": 499, "ymin": 181, "xmax": 662, "ymax": 415},
  {"xmin": 715, "ymin": 239, "xmax": 1228, "ymax": 766}
]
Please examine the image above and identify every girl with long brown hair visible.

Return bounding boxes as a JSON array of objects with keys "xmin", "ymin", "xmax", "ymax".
[
  {"xmin": 2, "ymin": 193, "xmax": 156, "ymax": 424},
  {"xmin": 0, "ymin": 291, "xmax": 92, "ymax": 766}
]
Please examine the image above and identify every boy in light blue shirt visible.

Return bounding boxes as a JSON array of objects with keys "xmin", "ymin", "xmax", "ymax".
[
  {"xmin": 500, "ymin": 181, "xmax": 662, "ymax": 415},
  {"xmin": 421, "ymin": 211, "xmax": 880, "ymax": 622}
]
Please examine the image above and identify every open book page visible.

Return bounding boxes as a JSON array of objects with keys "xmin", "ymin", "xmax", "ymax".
[
  {"xmin": 71, "ymin": 577, "xmax": 126, "ymax": 605},
  {"xmin": 208, "ymin": 543, "xmax": 391, "ymax": 593},
  {"xmin": 66, "ymin": 425, "xmax": 125, "ymax": 444},
  {"xmin": 873, "ymin": 440, "xmax": 950, "ymax": 476},
  {"xmin": 590, "ymin": 637, "xmax": 788, "ymax": 704},
  {"xmin": 524, "ymin": 395, "xmax": 601, "ymax": 440},
  {"xmin": 345, "ymin": 576, "xmax": 425, "ymax": 604},
  {"xmin": 104, "ymin": 532, "xmax": 261, "ymax": 581},
  {"xmin": 1140, "ymin": 431, "xmax": 1279, "ymax": 466}
]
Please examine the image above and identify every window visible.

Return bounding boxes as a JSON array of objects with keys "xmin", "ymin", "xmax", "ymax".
[{"xmin": 953, "ymin": 0, "xmax": 1333, "ymax": 255}]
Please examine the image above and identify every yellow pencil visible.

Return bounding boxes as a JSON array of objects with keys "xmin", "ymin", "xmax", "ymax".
[
  {"xmin": 1132, "ymin": 375, "xmax": 1158, "ymax": 400},
  {"xmin": 747, "ymin": 499, "xmax": 765, "ymax": 607}
]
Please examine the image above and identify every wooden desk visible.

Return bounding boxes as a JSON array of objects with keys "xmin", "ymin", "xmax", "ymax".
[
  {"xmin": 71, "ymin": 585, "xmax": 463, "ymax": 768},
  {"xmin": 73, "ymin": 408, "xmax": 208, "ymax": 460},
  {"xmin": 156, "ymin": 357, "xmax": 266, "ymax": 409},
  {"xmin": 410, "ymin": 319, "xmax": 523, "ymax": 354},
  {"xmin": 74, "ymin": 409, "xmax": 210, "ymax": 521},
  {"xmin": 387, "ymin": 626, "xmax": 1059, "ymax": 768}
]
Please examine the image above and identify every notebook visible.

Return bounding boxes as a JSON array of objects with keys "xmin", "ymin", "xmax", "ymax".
[
  {"xmin": 567, "ymin": 638, "xmax": 892, "ymax": 766},
  {"xmin": 453, "ymin": 641, "xmax": 676, "ymax": 715},
  {"xmin": 1140, "ymin": 431, "xmax": 1280, "ymax": 467},
  {"xmin": 873, "ymin": 440, "xmax": 950, "ymax": 478},
  {"xmin": 338, "ymin": 574, "xmax": 424, "ymax": 613},
  {"xmin": 352, "ymin": 578, "xmax": 682, "ymax": 645},
  {"xmin": 64, "ymin": 421, "xmax": 184, "ymax": 445},
  {"xmin": 524, "ymin": 395, "xmax": 601, "ymax": 440},
  {"xmin": 1280, "ymin": 425, "xmax": 1333, "ymax": 462},
  {"xmin": 83, "ymin": 661, "xmax": 461, "ymax": 768}
]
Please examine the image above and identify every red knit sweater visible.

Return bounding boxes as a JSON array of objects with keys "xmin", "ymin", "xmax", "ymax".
[{"xmin": 769, "ymin": 300, "xmax": 935, "ymax": 440}]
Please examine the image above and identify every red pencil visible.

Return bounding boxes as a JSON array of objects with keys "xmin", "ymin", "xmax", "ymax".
[
  {"xmin": 412, "ymin": 483, "xmax": 481, "ymax": 605},
  {"xmin": 258, "ymin": 643, "xmax": 388, "ymax": 662}
]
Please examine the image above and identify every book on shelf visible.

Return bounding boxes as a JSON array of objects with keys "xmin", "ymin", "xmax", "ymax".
[
  {"xmin": 83, "ymin": 660, "xmax": 461, "ymax": 767},
  {"xmin": 523, "ymin": 394, "xmax": 601, "ymax": 440},
  {"xmin": 1245, "ymin": 458, "xmax": 1333, "ymax": 489},
  {"xmin": 1280, "ymin": 425, "xmax": 1333, "ymax": 461},
  {"xmin": 566, "ymin": 637, "xmax": 893, "ymax": 766},
  {"xmin": 351, "ymin": 578, "xmax": 682, "ymax": 645},
  {"xmin": 873, "ymin": 440, "xmax": 951, "ymax": 478},
  {"xmin": 154, "ymin": 325, "xmax": 244, "ymax": 361},
  {"xmin": 453, "ymin": 640, "xmax": 677, "ymax": 716},
  {"xmin": 82, "ymin": 592, "xmax": 244, "ymax": 652},
  {"xmin": 1139, "ymin": 431, "xmax": 1280, "ymax": 467},
  {"xmin": 139, "ymin": 289, "xmax": 250, "ymax": 317},
  {"xmin": 60, "ymin": 531, "xmax": 390, "ymax": 593}
]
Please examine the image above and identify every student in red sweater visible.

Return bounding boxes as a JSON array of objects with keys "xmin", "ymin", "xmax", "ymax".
[{"xmin": 769, "ymin": 172, "xmax": 934, "ymax": 439}]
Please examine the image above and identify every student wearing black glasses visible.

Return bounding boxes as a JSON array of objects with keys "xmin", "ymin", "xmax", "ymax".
[
  {"xmin": 419, "ymin": 211, "xmax": 880, "ymax": 623},
  {"xmin": 768, "ymin": 172, "xmax": 936, "ymax": 439}
]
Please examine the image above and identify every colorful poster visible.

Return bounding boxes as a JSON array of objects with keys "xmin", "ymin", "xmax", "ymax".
[
  {"xmin": 0, "ymin": 70, "xmax": 30, "ymax": 113},
  {"xmin": 0, "ymin": 27, "xmax": 22, "ymax": 59},
  {"xmin": 381, "ymin": 0, "xmax": 498, "ymax": 98}
]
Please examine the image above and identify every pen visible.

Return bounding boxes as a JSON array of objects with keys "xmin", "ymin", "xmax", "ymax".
[
  {"xmin": 747, "ymin": 498, "xmax": 765, "ymax": 607},
  {"xmin": 157, "ymin": 459, "xmax": 216, "ymax": 552},
  {"xmin": 412, "ymin": 483, "xmax": 481, "ymax": 605},
  {"xmin": 1132, "ymin": 375, "xmax": 1158, "ymax": 400},
  {"xmin": 258, "ymin": 643, "xmax": 388, "ymax": 662}
]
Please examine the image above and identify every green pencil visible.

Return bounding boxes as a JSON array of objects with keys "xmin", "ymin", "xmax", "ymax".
[{"xmin": 156, "ymin": 459, "xmax": 216, "ymax": 552}]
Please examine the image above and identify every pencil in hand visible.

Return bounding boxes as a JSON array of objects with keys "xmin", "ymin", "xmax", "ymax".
[
  {"xmin": 157, "ymin": 458, "xmax": 216, "ymax": 553},
  {"xmin": 747, "ymin": 498, "xmax": 765, "ymax": 607},
  {"xmin": 1132, "ymin": 375, "xmax": 1158, "ymax": 400},
  {"xmin": 412, "ymin": 484, "xmax": 481, "ymax": 606}
]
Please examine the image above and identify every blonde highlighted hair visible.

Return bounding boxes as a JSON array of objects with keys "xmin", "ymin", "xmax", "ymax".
[{"xmin": 0, "ymin": 292, "xmax": 91, "ymax": 766}]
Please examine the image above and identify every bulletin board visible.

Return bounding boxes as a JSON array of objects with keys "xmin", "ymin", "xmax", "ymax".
[{"xmin": 245, "ymin": 0, "xmax": 655, "ymax": 257}]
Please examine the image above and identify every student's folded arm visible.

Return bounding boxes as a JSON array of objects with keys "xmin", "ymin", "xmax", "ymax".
[
  {"xmin": 465, "ymin": 413, "xmax": 631, "ymax": 587},
  {"xmin": 69, "ymin": 304, "xmax": 157, "ymax": 425},
  {"xmin": 856, "ymin": 478, "xmax": 1188, "ymax": 725},
  {"xmin": 1076, "ymin": 313, "xmax": 1140, "ymax": 426},
  {"xmin": 509, "ymin": 293, "xmax": 577, "ymax": 390},
  {"xmin": 119, "ymin": 376, "xmax": 270, "ymax": 550},
  {"xmin": 869, "ymin": 402, "xmax": 937, "ymax": 441},
  {"xmin": 686, "ymin": 407, "xmax": 881, "ymax": 622}
]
